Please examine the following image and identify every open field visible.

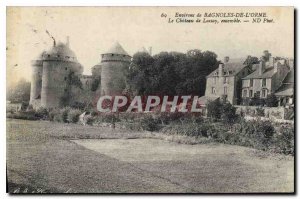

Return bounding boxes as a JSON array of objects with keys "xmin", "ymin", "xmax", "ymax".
[{"xmin": 7, "ymin": 119, "xmax": 294, "ymax": 193}]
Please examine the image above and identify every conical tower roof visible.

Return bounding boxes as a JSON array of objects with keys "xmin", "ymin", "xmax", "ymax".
[{"xmin": 103, "ymin": 42, "xmax": 130, "ymax": 56}]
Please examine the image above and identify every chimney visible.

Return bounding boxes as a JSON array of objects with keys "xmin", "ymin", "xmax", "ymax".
[
  {"xmin": 273, "ymin": 62, "xmax": 278, "ymax": 74},
  {"xmin": 66, "ymin": 36, "xmax": 70, "ymax": 48},
  {"xmin": 148, "ymin": 47, "xmax": 152, "ymax": 56},
  {"xmin": 258, "ymin": 57, "xmax": 265, "ymax": 76},
  {"xmin": 218, "ymin": 63, "xmax": 224, "ymax": 76},
  {"xmin": 224, "ymin": 56, "xmax": 229, "ymax": 63},
  {"xmin": 268, "ymin": 55, "xmax": 275, "ymax": 67}
]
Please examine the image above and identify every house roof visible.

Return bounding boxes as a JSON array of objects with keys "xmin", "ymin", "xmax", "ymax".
[
  {"xmin": 103, "ymin": 42, "xmax": 130, "ymax": 56},
  {"xmin": 45, "ymin": 42, "xmax": 78, "ymax": 61},
  {"xmin": 274, "ymin": 69, "xmax": 294, "ymax": 97},
  {"xmin": 197, "ymin": 96, "xmax": 219, "ymax": 105},
  {"xmin": 242, "ymin": 66, "xmax": 275, "ymax": 79},
  {"xmin": 207, "ymin": 59, "xmax": 246, "ymax": 77},
  {"xmin": 282, "ymin": 69, "xmax": 294, "ymax": 83},
  {"xmin": 275, "ymin": 84, "xmax": 293, "ymax": 96}
]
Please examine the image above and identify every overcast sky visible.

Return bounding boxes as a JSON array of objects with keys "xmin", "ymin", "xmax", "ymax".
[{"xmin": 7, "ymin": 7, "xmax": 294, "ymax": 87}]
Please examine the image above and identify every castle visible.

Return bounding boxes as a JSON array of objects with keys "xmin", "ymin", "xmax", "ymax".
[
  {"xmin": 30, "ymin": 38, "xmax": 131, "ymax": 109},
  {"xmin": 30, "ymin": 39, "xmax": 294, "ymax": 110}
]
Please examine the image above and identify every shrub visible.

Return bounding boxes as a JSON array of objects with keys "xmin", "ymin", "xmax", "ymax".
[
  {"xmin": 207, "ymin": 100, "xmax": 238, "ymax": 124},
  {"xmin": 139, "ymin": 115, "xmax": 161, "ymax": 131},
  {"xmin": 49, "ymin": 109, "xmax": 59, "ymax": 121},
  {"xmin": 6, "ymin": 111, "xmax": 39, "ymax": 120},
  {"xmin": 119, "ymin": 112, "xmax": 136, "ymax": 122},
  {"xmin": 154, "ymin": 111, "xmax": 184, "ymax": 125},
  {"xmin": 35, "ymin": 107, "xmax": 49, "ymax": 120},
  {"xmin": 68, "ymin": 109, "xmax": 82, "ymax": 123},
  {"xmin": 221, "ymin": 103, "xmax": 238, "ymax": 125},
  {"xmin": 51, "ymin": 107, "xmax": 71, "ymax": 123},
  {"xmin": 256, "ymin": 107, "xmax": 265, "ymax": 117},
  {"xmin": 266, "ymin": 93, "xmax": 278, "ymax": 107},
  {"xmin": 94, "ymin": 113, "xmax": 121, "ymax": 124},
  {"xmin": 272, "ymin": 125, "xmax": 294, "ymax": 155},
  {"xmin": 84, "ymin": 115, "xmax": 94, "ymax": 125},
  {"xmin": 206, "ymin": 99, "xmax": 222, "ymax": 120},
  {"xmin": 161, "ymin": 122, "xmax": 217, "ymax": 138}
]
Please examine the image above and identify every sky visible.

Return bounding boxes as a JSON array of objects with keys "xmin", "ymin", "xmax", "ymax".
[{"xmin": 6, "ymin": 7, "xmax": 294, "ymax": 87}]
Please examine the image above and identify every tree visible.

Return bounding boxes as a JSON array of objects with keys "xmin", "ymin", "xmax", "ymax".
[
  {"xmin": 7, "ymin": 79, "xmax": 31, "ymax": 103},
  {"xmin": 207, "ymin": 99, "xmax": 238, "ymax": 124},
  {"xmin": 221, "ymin": 102, "xmax": 238, "ymax": 125},
  {"xmin": 126, "ymin": 49, "xmax": 219, "ymax": 97},
  {"xmin": 206, "ymin": 99, "xmax": 222, "ymax": 120},
  {"xmin": 266, "ymin": 93, "xmax": 278, "ymax": 107},
  {"xmin": 91, "ymin": 77, "xmax": 100, "ymax": 91},
  {"xmin": 243, "ymin": 55, "xmax": 259, "ymax": 66}
]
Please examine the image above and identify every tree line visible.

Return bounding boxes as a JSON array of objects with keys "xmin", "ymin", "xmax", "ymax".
[{"xmin": 125, "ymin": 49, "xmax": 219, "ymax": 96}]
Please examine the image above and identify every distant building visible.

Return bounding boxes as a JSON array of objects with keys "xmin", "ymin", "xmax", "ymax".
[
  {"xmin": 30, "ymin": 38, "xmax": 131, "ymax": 109},
  {"xmin": 275, "ymin": 68, "xmax": 294, "ymax": 107},
  {"xmin": 30, "ymin": 37, "xmax": 84, "ymax": 108},
  {"xmin": 241, "ymin": 54, "xmax": 290, "ymax": 104},
  {"xmin": 100, "ymin": 42, "xmax": 132, "ymax": 96},
  {"xmin": 201, "ymin": 56, "xmax": 253, "ymax": 105}
]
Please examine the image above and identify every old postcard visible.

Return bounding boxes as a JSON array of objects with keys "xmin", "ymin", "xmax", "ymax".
[{"xmin": 6, "ymin": 7, "xmax": 294, "ymax": 193}]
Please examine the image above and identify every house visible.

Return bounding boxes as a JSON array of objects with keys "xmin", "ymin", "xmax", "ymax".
[
  {"xmin": 201, "ymin": 57, "xmax": 253, "ymax": 105},
  {"xmin": 241, "ymin": 55, "xmax": 290, "ymax": 104},
  {"xmin": 275, "ymin": 68, "xmax": 294, "ymax": 107}
]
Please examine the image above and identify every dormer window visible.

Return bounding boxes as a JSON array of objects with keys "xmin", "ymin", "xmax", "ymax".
[{"xmin": 111, "ymin": 54, "xmax": 114, "ymax": 56}]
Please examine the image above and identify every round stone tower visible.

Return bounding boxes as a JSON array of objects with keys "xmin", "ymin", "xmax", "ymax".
[
  {"xmin": 100, "ymin": 42, "xmax": 131, "ymax": 96},
  {"xmin": 40, "ymin": 39, "xmax": 83, "ymax": 108},
  {"xmin": 30, "ymin": 52, "xmax": 45, "ymax": 109}
]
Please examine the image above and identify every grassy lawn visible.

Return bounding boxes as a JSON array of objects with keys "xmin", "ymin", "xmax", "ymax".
[{"xmin": 7, "ymin": 119, "xmax": 294, "ymax": 193}]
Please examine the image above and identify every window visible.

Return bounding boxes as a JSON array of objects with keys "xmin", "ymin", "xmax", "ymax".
[
  {"xmin": 243, "ymin": 90, "xmax": 247, "ymax": 97},
  {"xmin": 224, "ymin": 87, "xmax": 227, "ymax": 95},
  {"xmin": 262, "ymin": 89, "xmax": 267, "ymax": 98},
  {"xmin": 65, "ymin": 67, "xmax": 68, "ymax": 70},
  {"xmin": 213, "ymin": 77, "xmax": 217, "ymax": 84},
  {"xmin": 249, "ymin": 90, "xmax": 253, "ymax": 98},
  {"xmin": 211, "ymin": 87, "xmax": 216, "ymax": 94},
  {"xmin": 256, "ymin": 91, "xmax": 261, "ymax": 98},
  {"xmin": 64, "ymin": 77, "xmax": 67, "ymax": 81},
  {"xmin": 223, "ymin": 77, "xmax": 228, "ymax": 84},
  {"xmin": 250, "ymin": 79, "xmax": 253, "ymax": 87},
  {"xmin": 262, "ymin": 78, "xmax": 266, "ymax": 87},
  {"xmin": 111, "ymin": 54, "xmax": 114, "ymax": 56}
]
